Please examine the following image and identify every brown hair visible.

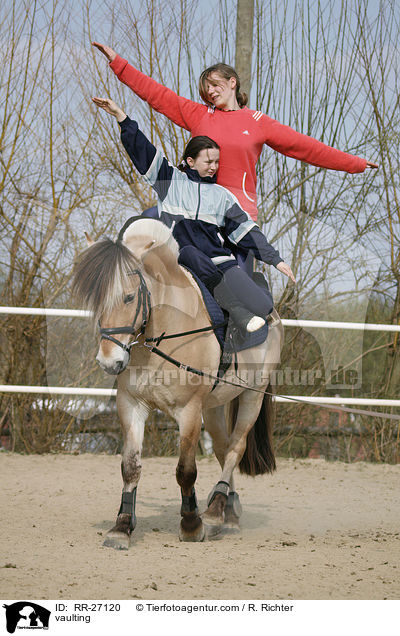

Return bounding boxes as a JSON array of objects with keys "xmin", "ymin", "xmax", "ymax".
[
  {"xmin": 178, "ymin": 135, "xmax": 220, "ymax": 171},
  {"xmin": 198, "ymin": 63, "xmax": 248, "ymax": 108}
]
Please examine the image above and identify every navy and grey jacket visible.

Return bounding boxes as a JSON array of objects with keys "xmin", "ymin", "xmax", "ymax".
[{"xmin": 119, "ymin": 116, "xmax": 283, "ymax": 268}]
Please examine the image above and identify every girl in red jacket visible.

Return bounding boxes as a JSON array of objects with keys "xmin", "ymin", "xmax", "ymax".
[{"xmin": 92, "ymin": 41, "xmax": 378, "ymax": 224}]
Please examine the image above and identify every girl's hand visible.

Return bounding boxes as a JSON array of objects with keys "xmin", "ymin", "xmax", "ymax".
[
  {"xmin": 92, "ymin": 97, "xmax": 127, "ymax": 122},
  {"xmin": 92, "ymin": 42, "xmax": 117, "ymax": 63},
  {"xmin": 366, "ymin": 161, "xmax": 378, "ymax": 169},
  {"xmin": 276, "ymin": 261, "xmax": 296, "ymax": 283}
]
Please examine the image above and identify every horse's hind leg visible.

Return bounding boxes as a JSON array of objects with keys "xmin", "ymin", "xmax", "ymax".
[
  {"xmin": 202, "ymin": 403, "xmax": 242, "ymax": 535},
  {"xmin": 223, "ymin": 490, "xmax": 243, "ymax": 532},
  {"xmin": 202, "ymin": 406, "xmax": 234, "ymax": 535},
  {"xmin": 103, "ymin": 394, "xmax": 148, "ymax": 550},
  {"xmin": 176, "ymin": 400, "xmax": 205, "ymax": 542},
  {"xmin": 203, "ymin": 391, "xmax": 265, "ymax": 532}
]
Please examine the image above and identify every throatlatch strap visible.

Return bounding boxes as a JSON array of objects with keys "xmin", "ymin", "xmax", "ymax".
[{"xmin": 180, "ymin": 487, "xmax": 198, "ymax": 515}]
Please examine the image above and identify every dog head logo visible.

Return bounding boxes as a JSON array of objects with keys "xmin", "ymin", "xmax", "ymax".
[{"xmin": 3, "ymin": 602, "xmax": 50, "ymax": 633}]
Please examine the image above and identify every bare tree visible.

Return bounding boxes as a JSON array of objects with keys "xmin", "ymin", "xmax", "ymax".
[
  {"xmin": 249, "ymin": 0, "xmax": 399, "ymax": 458},
  {"xmin": 353, "ymin": 2, "xmax": 400, "ymax": 400},
  {"xmin": 0, "ymin": 1, "xmax": 116, "ymax": 451},
  {"xmin": 235, "ymin": 0, "xmax": 255, "ymax": 100}
]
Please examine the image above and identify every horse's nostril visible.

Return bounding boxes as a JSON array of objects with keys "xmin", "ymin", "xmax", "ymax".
[{"xmin": 98, "ymin": 358, "xmax": 126, "ymax": 376}]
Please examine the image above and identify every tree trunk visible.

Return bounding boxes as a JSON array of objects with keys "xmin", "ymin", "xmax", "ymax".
[{"xmin": 235, "ymin": 0, "xmax": 255, "ymax": 103}]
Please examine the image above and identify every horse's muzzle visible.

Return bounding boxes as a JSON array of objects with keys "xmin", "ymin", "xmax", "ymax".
[{"xmin": 96, "ymin": 350, "xmax": 130, "ymax": 375}]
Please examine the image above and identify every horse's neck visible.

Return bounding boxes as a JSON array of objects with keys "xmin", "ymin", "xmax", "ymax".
[{"xmin": 146, "ymin": 265, "xmax": 207, "ymax": 335}]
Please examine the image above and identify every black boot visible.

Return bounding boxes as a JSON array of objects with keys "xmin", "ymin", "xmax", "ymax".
[{"xmin": 212, "ymin": 277, "xmax": 265, "ymax": 335}]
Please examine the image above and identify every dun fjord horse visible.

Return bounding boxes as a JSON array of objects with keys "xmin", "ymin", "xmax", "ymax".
[{"xmin": 72, "ymin": 218, "xmax": 283, "ymax": 548}]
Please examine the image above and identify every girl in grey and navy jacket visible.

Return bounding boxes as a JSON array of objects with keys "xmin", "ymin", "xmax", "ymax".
[{"xmin": 92, "ymin": 97, "xmax": 295, "ymax": 334}]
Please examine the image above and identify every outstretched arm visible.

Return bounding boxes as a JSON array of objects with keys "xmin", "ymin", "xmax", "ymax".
[
  {"xmin": 92, "ymin": 42, "xmax": 206, "ymax": 131},
  {"xmin": 260, "ymin": 114, "xmax": 378, "ymax": 173},
  {"xmin": 92, "ymin": 96, "xmax": 126, "ymax": 121},
  {"xmin": 276, "ymin": 261, "xmax": 296, "ymax": 283},
  {"xmin": 223, "ymin": 202, "xmax": 296, "ymax": 282},
  {"xmin": 92, "ymin": 97, "xmax": 173, "ymax": 198},
  {"xmin": 239, "ymin": 226, "xmax": 296, "ymax": 282},
  {"xmin": 92, "ymin": 42, "xmax": 116, "ymax": 62}
]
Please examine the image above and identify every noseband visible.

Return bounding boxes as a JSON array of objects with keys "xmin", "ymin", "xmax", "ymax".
[{"xmin": 99, "ymin": 269, "xmax": 151, "ymax": 353}]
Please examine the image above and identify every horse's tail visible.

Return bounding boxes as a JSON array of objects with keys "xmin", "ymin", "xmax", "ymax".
[{"xmin": 238, "ymin": 386, "xmax": 276, "ymax": 476}]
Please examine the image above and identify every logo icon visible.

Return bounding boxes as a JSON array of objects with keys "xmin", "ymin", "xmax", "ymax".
[
  {"xmin": 242, "ymin": 130, "xmax": 250, "ymax": 135},
  {"xmin": 3, "ymin": 602, "xmax": 51, "ymax": 633}
]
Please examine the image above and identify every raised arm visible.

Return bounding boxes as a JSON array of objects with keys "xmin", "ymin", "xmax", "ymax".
[
  {"xmin": 92, "ymin": 97, "xmax": 173, "ymax": 198},
  {"xmin": 92, "ymin": 42, "xmax": 206, "ymax": 132},
  {"xmin": 92, "ymin": 96, "xmax": 126, "ymax": 122},
  {"xmin": 260, "ymin": 114, "xmax": 378, "ymax": 173}
]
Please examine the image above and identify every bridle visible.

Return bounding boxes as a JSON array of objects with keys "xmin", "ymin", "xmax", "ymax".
[
  {"xmin": 99, "ymin": 269, "xmax": 151, "ymax": 353},
  {"xmin": 98, "ymin": 266, "xmax": 225, "ymax": 358}
]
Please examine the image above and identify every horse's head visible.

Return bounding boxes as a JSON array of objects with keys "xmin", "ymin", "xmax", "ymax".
[
  {"xmin": 96, "ymin": 265, "xmax": 151, "ymax": 375},
  {"xmin": 72, "ymin": 219, "xmax": 182, "ymax": 375}
]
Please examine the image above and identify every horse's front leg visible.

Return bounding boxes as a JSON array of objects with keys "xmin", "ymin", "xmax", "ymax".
[
  {"xmin": 176, "ymin": 400, "xmax": 205, "ymax": 542},
  {"xmin": 103, "ymin": 393, "xmax": 148, "ymax": 550}
]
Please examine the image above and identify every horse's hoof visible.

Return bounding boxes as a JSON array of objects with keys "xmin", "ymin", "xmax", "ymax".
[
  {"xmin": 203, "ymin": 520, "xmax": 223, "ymax": 540},
  {"xmin": 222, "ymin": 521, "xmax": 241, "ymax": 534},
  {"xmin": 103, "ymin": 530, "xmax": 131, "ymax": 550},
  {"xmin": 223, "ymin": 509, "xmax": 241, "ymax": 534},
  {"xmin": 202, "ymin": 509, "xmax": 224, "ymax": 539},
  {"xmin": 179, "ymin": 519, "xmax": 205, "ymax": 542}
]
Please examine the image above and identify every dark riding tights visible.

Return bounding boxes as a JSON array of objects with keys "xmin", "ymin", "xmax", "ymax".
[{"xmin": 178, "ymin": 245, "xmax": 273, "ymax": 317}]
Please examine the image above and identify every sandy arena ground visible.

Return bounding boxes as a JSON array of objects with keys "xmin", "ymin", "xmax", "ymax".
[{"xmin": 0, "ymin": 453, "xmax": 399, "ymax": 600}]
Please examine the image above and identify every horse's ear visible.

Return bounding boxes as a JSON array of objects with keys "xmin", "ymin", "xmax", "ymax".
[{"xmin": 85, "ymin": 232, "xmax": 94, "ymax": 247}]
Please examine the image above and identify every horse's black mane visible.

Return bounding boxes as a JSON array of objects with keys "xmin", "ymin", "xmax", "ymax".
[{"xmin": 72, "ymin": 237, "xmax": 139, "ymax": 320}]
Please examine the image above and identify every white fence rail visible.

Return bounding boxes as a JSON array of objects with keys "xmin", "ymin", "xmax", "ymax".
[
  {"xmin": 0, "ymin": 384, "xmax": 399, "ymax": 408},
  {"xmin": 0, "ymin": 307, "xmax": 91, "ymax": 317},
  {"xmin": 281, "ymin": 319, "xmax": 400, "ymax": 332},
  {"xmin": 1, "ymin": 306, "xmax": 400, "ymax": 332},
  {"xmin": 1, "ymin": 307, "xmax": 399, "ymax": 407}
]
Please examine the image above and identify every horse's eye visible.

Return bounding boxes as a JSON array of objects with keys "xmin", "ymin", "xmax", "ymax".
[{"xmin": 123, "ymin": 293, "xmax": 136, "ymax": 304}]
